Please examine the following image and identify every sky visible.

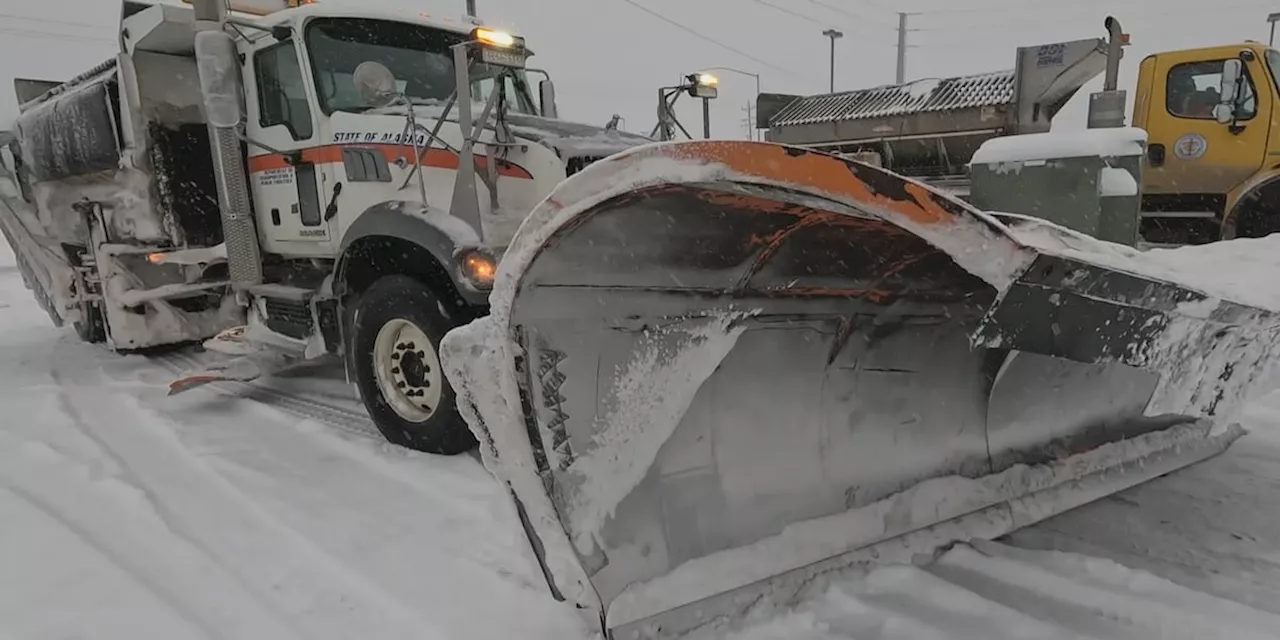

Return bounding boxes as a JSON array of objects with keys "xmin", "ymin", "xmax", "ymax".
[{"xmin": 2, "ymin": 0, "xmax": 1279, "ymax": 138}]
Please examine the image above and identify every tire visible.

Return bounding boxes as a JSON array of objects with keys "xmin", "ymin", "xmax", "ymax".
[{"xmin": 349, "ymin": 274, "xmax": 477, "ymax": 455}]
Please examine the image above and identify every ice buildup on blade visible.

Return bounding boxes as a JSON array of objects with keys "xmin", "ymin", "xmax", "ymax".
[{"xmin": 438, "ymin": 140, "xmax": 1280, "ymax": 640}]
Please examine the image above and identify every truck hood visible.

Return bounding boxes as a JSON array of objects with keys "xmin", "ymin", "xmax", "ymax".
[
  {"xmin": 504, "ymin": 113, "xmax": 653, "ymax": 159},
  {"xmin": 366, "ymin": 102, "xmax": 652, "ymax": 160}
]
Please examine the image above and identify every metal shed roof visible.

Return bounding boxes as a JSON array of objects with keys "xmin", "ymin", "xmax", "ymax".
[{"xmin": 769, "ymin": 70, "xmax": 1016, "ymax": 128}]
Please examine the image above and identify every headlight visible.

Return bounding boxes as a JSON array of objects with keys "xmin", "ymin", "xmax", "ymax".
[{"xmin": 459, "ymin": 249, "xmax": 497, "ymax": 289}]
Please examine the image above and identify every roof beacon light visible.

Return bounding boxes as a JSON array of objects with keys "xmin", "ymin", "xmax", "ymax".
[
  {"xmin": 475, "ymin": 28, "xmax": 516, "ymax": 48},
  {"xmin": 471, "ymin": 27, "xmax": 528, "ymax": 68}
]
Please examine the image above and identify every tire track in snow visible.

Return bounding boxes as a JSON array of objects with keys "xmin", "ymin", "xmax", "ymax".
[
  {"xmin": 141, "ymin": 358, "xmax": 587, "ymax": 636},
  {"xmin": 45, "ymin": 364, "xmax": 316, "ymax": 640},
  {"xmin": 152, "ymin": 350, "xmax": 382, "ymax": 441},
  {"xmin": 2, "ymin": 483, "xmax": 220, "ymax": 640},
  {"xmin": 38, "ymin": 341, "xmax": 453, "ymax": 640}
]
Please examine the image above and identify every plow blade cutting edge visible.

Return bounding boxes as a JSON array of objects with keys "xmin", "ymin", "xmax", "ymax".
[{"xmin": 439, "ymin": 141, "xmax": 1280, "ymax": 639}]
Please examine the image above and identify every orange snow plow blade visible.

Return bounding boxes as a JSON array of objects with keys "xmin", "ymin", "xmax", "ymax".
[{"xmin": 439, "ymin": 141, "xmax": 1280, "ymax": 639}]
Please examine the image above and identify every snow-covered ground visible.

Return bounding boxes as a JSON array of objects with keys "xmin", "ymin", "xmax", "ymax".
[
  {"xmin": 0, "ymin": 241, "xmax": 593, "ymax": 640},
  {"xmin": 5, "ymin": 236, "xmax": 1280, "ymax": 640}
]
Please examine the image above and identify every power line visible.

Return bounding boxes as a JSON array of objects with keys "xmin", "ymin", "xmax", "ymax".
[
  {"xmin": 912, "ymin": 0, "xmax": 1279, "ymax": 42},
  {"xmin": 912, "ymin": 0, "xmax": 1115, "ymax": 16},
  {"xmin": 750, "ymin": 0, "xmax": 897, "ymax": 40},
  {"xmin": 0, "ymin": 26, "xmax": 115, "ymax": 44},
  {"xmin": 801, "ymin": 0, "xmax": 899, "ymax": 27},
  {"xmin": 0, "ymin": 12, "xmax": 114, "ymax": 31},
  {"xmin": 615, "ymin": 0, "xmax": 812, "ymax": 79},
  {"xmin": 914, "ymin": 0, "xmax": 1275, "ymax": 24}
]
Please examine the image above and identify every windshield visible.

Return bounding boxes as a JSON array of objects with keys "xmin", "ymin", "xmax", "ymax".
[{"xmin": 304, "ymin": 17, "xmax": 537, "ymax": 115}]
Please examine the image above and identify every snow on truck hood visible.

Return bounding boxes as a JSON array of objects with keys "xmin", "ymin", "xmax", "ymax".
[
  {"xmin": 365, "ymin": 103, "xmax": 651, "ymax": 159},
  {"xmin": 504, "ymin": 113, "xmax": 653, "ymax": 159}
]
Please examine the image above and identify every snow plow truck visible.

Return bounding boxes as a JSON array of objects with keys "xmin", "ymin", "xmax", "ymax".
[{"xmin": 4, "ymin": 2, "xmax": 1280, "ymax": 639}]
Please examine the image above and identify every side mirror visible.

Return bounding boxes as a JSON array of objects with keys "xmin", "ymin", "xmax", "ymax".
[
  {"xmin": 539, "ymin": 79, "xmax": 558, "ymax": 119},
  {"xmin": 271, "ymin": 25, "xmax": 292, "ymax": 42},
  {"xmin": 1217, "ymin": 58, "xmax": 1243, "ymax": 123}
]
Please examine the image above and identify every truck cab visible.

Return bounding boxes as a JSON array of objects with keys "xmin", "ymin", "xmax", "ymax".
[
  {"xmin": 1134, "ymin": 42, "xmax": 1280, "ymax": 244},
  {"xmin": 239, "ymin": 6, "xmax": 581, "ymax": 260},
  {"xmin": 181, "ymin": 0, "xmax": 651, "ymax": 453}
]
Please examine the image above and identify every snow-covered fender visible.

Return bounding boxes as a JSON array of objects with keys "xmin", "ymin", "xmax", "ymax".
[
  {"xmin": 1221, "ymin": 166, "xmax": 1280, "ymax": 239},
  {"xmin": 334, "ymin": 200, "xmax": 488, "ymax": 307}
]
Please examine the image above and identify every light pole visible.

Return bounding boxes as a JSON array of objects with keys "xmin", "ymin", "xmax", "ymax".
[
  {"xmin": 700, "ymin": 66, "xmax": 762, "ymax": 140},
  {"xmin": 822, "ymin": 28, "xmax": 843, "ymax": 93},
  {"xmin": 1269, "ymin": 12, "xmax": 1280, "ymax": 46}
]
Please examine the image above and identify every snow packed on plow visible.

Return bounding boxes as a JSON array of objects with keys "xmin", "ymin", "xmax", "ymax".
[{"xmin": 7, "ymin": 214, "xmax": 1280, "ymax": 640}]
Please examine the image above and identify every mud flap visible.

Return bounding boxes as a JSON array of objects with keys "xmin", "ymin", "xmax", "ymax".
[
  {"xmin": 439, "ymin": 141, "xmax": 1279, "ymax": 639},
  {"xmin": 167, "ymin": 326, "xmax": 299, "ymax": 395}
]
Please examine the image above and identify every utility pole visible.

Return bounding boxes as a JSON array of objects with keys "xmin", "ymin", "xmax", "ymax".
[
  {"xmin": 822, "ymin": 29, "xmax": 843, "ymax": 93},
  {"xmin": 896, "ymin": 13, "xmax": 909, "ymax": 84}
]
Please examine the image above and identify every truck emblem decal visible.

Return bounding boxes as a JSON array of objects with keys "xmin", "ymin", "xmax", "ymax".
[
  {"xmin": 1036, "ymin": 43, "xmax": 1066, "ymax": 67},
  {"xmin": 1174, "ymin": 133, "xmax": 1208, "ymax": 160},
  {"xmin": 298, "ymin": 229, "xmax": 328, "ymax": 237}
]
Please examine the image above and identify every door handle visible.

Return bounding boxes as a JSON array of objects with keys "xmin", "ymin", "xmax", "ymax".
[
  {"xmin": 1147, "ymin": 143, "xmax": 1166, "ymax": 167},
  {"xmin": 324, "ymin": 182, "xmax": 343, "ymax": 222}
]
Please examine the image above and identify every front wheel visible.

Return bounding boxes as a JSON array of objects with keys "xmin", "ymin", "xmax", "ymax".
[{"xmin": 350, "ymin": 275, "xmax": 477, "ymax": 455}]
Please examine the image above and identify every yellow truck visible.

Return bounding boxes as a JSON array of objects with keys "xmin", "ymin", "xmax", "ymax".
[
  {"xmin": 1135, "ymin": 42, "xmax": 1280, "ymax": 244},
  {"xmin": 758, "ymin": 26, "xmax": 1280, "ymax": 248}
]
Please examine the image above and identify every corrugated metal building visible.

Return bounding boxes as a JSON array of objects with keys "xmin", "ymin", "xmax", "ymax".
[{"xmin": 759, "ymin": 37, "xmax": 1113, "ymax": 195}]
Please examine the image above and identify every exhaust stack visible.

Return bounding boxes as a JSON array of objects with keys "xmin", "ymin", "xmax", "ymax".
[
  {"xmin": 193, "ymin": 0, "xmax": 263, "ymax": 288},
  {"xmin": 1088, "ymin": 16, "xmax": 1129, "ymax": 128}
]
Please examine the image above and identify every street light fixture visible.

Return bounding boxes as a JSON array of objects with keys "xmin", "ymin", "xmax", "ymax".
[
  {"xmin": 822, "ymin": 28, "xmax": 843, "ymax": 93},
  {"xmin": 700, "ymin": 66, "xmax": 763, "ymax": 140},
  {"xmin": 651, "ymin": 73, "xmax": 720, "ymax": 141}
]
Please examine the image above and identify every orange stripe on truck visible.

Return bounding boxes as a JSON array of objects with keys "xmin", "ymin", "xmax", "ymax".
[{"xmin": 247, "ymin": 144, "xmax": 534, "ymax": 179}]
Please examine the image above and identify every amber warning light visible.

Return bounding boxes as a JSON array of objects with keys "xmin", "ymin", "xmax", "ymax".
[{"xmin": 461, "ymin": 251, "xmax": 496, "ymax": 287}]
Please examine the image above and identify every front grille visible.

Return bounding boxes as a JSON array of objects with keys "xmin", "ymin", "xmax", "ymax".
[{"xmin": 263, "ymin": 297, "xmax": 313, "ymax": 339}]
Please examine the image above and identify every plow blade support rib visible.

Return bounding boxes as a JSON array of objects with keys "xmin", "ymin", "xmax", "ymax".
[{"xmin": 439, "ymin": 141, "xmax": 1278, "ymax": 638}]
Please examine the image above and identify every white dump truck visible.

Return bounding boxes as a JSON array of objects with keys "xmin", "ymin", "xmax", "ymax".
[{"xmin": 0, "ymin": 0, "xmax": 649, "ymax": 454}]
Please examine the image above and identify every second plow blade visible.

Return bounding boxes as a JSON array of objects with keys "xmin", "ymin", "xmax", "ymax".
[{"xmin": 440, "ymin": 141, "xmax": 1280, "ymax": 639}]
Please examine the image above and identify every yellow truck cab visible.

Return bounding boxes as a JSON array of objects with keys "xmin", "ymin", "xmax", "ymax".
[{"xmin": 1134, "ymin": 42, "xmax": 1280, "ymax": 244}]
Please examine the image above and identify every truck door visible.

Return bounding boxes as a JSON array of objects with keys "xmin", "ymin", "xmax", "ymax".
[
  {"xmin": 246, "ymin": 35, "xmax": 332, "ymax": 257},
  {"xmin": 1140, "ymin": 50, "xmax": 1270, "ymax": 201}
]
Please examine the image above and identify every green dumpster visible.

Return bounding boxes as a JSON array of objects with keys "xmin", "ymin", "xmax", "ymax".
[{"xmin": 969, "ymin": 127, "xmax": 1146, "ymax": 246}]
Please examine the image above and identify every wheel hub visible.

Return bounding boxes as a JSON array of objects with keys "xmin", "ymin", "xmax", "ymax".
[{"xmin": 373, "ymin": 319, "xmax": 443, "ymax": 423}]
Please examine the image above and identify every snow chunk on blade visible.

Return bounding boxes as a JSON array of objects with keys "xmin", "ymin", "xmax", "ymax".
[{"xmin": 439, "ymin": 140, "xmax": 1280, "ymax": 639}]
